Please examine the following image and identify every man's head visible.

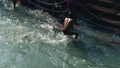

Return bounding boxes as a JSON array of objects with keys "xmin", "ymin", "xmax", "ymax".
[
  {"xmin": 69, "ymin": 14, "xmax": 75, "ymax": 19},
  {"xmin": 66, "ymin": 11, "xmax": 76, "ymax": 19}
]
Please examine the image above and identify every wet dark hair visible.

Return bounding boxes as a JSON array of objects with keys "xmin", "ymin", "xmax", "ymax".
[
  {"xmin": 69, "ymin": 14, "xmax": 75, "ymax": 19},
  {"xmin": 66, "ymin": 11, "xmax": 76, "ymax": 19},
  {"xmin": 60, "ymin": 11, "xmax": 76, "ymax": 22}
]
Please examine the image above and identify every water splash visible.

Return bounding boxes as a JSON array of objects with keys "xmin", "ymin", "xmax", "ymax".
[
  {"xmin": 2, "ymin": 0, "xmax": 20, "ymax": 10},
  {"xmin": 2, "ymin": 0, "xmax": 14, "ymax": 10},
  {"xmin": 0, "ymin": 2, "xmax": 120, "ymax": 68}
]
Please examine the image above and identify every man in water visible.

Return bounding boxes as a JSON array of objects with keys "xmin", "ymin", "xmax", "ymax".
[{"xmin": 61, "ymin": 14, "xmax": 80, "ymax": 40}]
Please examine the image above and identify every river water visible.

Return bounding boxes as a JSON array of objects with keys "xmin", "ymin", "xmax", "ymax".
[{"xmin": 0, "ymin": 0, "xmax": 120, "ymax": 68}]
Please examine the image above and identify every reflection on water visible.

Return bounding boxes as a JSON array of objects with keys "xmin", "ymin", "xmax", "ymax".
[{"xmin": 0, "ymin": 1, "xmax": 120, "ymax": 68}]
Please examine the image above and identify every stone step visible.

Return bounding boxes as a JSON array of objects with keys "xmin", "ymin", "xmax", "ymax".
[{"xmin": 87, "ymin": 4, "xmax": 119, "ymax": 14}]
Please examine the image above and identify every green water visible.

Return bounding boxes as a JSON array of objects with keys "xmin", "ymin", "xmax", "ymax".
[{"xmin": 0, "ymin": 0, "xmax": 120, "ymax": 68}]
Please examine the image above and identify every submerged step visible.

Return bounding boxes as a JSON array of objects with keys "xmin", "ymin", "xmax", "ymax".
[
  {"xmin": 98, "ymin": 0, "xmax": 115, "ymax": 4},
  {"xmin": 87, "ymin": 4, "xmax": 118, "ymax": 14},
  {"xmin": 102, "ymin": 17, "xmax": 120, "ymax": 25}
]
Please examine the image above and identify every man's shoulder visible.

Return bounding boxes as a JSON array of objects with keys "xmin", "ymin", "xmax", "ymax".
[
  {"xmin": 65, "ymin": 18, "xmax": 71, "ymax": 20},
  {"xmin": 65, "ymin": 18, "xmax": 72, "ymax": 22}
]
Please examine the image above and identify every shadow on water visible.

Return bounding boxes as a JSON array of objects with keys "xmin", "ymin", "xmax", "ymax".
[{"xmin": 66, "ymin": 28, "xmax": 120, "ymax": 68}]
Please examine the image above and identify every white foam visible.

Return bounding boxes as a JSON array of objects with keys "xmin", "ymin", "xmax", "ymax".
[
  {"xmin": 40, "ymin": 24, "xmax": 53, "ymax": 29},
  {"xmin": 0, "ymin": 18, "xmax": 12, "ymax": 24},
  {"xmin": 0, "ymin": 7, "xmax": 69, "ymax": 45},
  {"xmin": 3, "ymin": 0, "xmax": 14, "ymax": 10}
]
